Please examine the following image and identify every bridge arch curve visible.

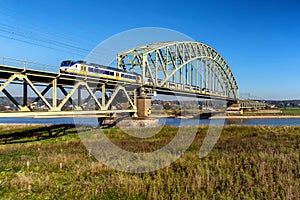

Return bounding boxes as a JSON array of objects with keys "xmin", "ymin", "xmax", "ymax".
[{"xmin": 117, "ymin": 41, "xmax": 238, "ymax": 100}]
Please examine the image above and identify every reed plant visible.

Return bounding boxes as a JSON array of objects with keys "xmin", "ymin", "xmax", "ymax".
[{"xmin": 0, "ymin": 125, "xmax": 299, "ymax": 199}]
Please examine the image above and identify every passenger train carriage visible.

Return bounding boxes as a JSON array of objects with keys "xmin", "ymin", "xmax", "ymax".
[
  {"xmin": 60, "ymin": 60, "xmax": 141, "ymax": 83},
  {"xmin": 59, "ymin": 60, "xmax": 225, "ymax": 97}
]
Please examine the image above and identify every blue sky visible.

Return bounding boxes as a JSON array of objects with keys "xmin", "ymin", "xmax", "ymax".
[{"xmin": 0, "ymin": 0, "xmax": 299, "ymax": 100}]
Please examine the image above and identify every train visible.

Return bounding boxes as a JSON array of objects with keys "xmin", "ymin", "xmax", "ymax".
[
  {"xmin": 59, "ymin": 60, "xmax": 141, "ymax": 83},
  {"xmin": 59, "ymin": 60, "xmax": 225, "ymax": 96}
]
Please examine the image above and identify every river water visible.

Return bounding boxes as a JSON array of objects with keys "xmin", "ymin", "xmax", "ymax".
[{"xmin": 0, "ymin": 117, "xmax": 300, "ymax": 126}]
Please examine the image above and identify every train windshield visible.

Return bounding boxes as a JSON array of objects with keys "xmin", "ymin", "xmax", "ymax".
[{"xmin": 60, "ymin": 61, "xmax": 72, "ymax": 67}]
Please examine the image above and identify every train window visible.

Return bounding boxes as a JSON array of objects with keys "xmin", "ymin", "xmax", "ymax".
[
  {"xmin": 103, "ymin": 70, "xmax": 109, "ymax": 75},
  {"xmin": 121, "ymin": 74, "xmax": 125, "ymax": 78},
  {"xmin": 61, "ymin": 61, "xmax": 71, "ymax": 66},
  {"xmin": 88, "ymin": 68, "xmax": 93, "ymax": 72},
  {"xmin": 109, "ymin": 71, "xmax": 114, "ymax": 76}
]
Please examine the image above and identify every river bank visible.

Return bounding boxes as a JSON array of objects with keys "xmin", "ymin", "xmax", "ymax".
[{"xmin": 211, "ymin": 115, "xmax": 300, "ymax": 119}]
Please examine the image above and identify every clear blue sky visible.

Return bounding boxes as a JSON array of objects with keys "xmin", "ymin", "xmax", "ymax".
[{"xmin": 0, "ymin": 0, "xmax": 299, "ymax": 100}]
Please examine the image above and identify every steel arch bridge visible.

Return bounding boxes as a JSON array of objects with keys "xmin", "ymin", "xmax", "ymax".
[
  {"xmin": 0, "ymin": 41, "xmax": 239, "ymax": 118},
  {"xmin": 117, "ymin": 41, "xmax": 238, "ymax": 100}
]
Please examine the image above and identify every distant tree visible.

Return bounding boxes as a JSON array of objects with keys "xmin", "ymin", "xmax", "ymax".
[{"xmin": 163, "ymin": 102, "xmax": 172, "ymax": 110}]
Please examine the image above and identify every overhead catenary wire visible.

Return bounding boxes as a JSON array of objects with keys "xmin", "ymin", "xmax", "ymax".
[
  {"xmin": 0, "ymin": 5, "xmax": 168, "ymax": 66},
  {"xmin": 0, "ymin": 7, "xmax": 118, "ymax": 63},
  {"xmin": 0, "ymin": 21, "xmax": 116, "ymax": 56},
  {"xmin": 0, "ymin": 6, "xmax": 98, "ymax": 48},
  {"xmin": 0, "ymin": 28, "xmax": 117, "ymax": 64}
]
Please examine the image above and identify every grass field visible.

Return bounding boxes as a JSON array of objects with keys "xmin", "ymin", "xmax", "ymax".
[
  {"xmin": 0, "ymin": 124, "xmax": 300, "ymax": 199},
  {"xmin": 281, "ymin": 108, "xmax": 300, "ymax": 115}
]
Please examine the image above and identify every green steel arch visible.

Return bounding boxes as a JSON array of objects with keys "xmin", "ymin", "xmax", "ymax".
[{"xmin": 117, "ymin": 41, "xmax": 238, "ymax": 100}]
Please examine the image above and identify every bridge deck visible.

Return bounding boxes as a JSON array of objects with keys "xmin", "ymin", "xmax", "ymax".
[
  {"xmin": 0, "ymin": 65, "xmax": 237, "ymax": 101},
  {"xmin": 0, "ymin": 64, "xmax": 237, "ymax": 117}
]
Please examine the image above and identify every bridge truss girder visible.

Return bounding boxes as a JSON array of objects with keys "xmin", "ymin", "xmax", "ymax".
[
  {"xmin": 0, "ymin": 72, "xmax": 137, "ymax": 115},
  {"xmin": 117, "ymin": 41, "xmax": 238, "ymax": 100}
]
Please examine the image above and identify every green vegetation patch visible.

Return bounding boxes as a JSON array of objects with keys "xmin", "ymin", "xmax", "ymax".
[
  {"xmin": 0, "ymin": 125, "xmax": 299, "ymax": 199},
  {"xmin": 281, "ymin": 108, "xmax": 300, "ymax": 115}
]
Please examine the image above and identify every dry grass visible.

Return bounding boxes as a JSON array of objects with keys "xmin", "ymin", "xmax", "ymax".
[{"xmin": 0, "ymin": 125, "xmax": 299, "ymax": 199}]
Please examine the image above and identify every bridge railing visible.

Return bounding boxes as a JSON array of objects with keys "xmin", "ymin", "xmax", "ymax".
[{"xmin": 0, "ymin": 56, "xmax": 59, "ymax": 72}]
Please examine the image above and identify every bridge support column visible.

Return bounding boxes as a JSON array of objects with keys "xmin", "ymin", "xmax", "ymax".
[
  {"xmin": 137, "ymin": 96, "xmax": 151, "ymax": 117},
  {"xmin": 78, "ymin": 85, "xmax": 82, "ymax": 107},
  {"xmin": 20, "ymin": 80, "xmax": 30, "ymax": 111},
  {"xmin": 23, "ymin": 80, "xmax": 27, "ymax": 107},
  {"xmin": 52, "ymin": 79, "xmax": 57, "ymax": 110}
]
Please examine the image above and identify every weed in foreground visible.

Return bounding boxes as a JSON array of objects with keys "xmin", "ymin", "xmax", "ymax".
[{"xmin": 0, "ymin": 125, "xmax": 299, "ymax": 199}]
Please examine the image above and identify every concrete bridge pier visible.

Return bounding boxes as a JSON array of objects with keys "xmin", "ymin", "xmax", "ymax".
[{"xmin": 137, "ymin": 96, "xmax": 151, "ymax": 117}]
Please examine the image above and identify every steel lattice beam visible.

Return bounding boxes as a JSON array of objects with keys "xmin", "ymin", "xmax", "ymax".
[{"xmin": 0, "ymin": 68, "xmax": 138, "ymax": 115}]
